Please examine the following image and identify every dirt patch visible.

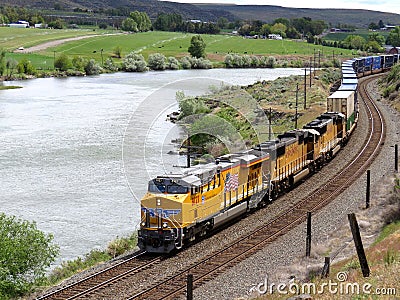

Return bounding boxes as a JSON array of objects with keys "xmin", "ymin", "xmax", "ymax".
[{"xmin": 13, "ymin": 33, "xmax": 122, "ymax": 53}]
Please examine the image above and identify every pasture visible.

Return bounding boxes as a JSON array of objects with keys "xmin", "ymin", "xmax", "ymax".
[{"xmin": 1, "ymin": 29, "xmax": 354, "ymax": 69}]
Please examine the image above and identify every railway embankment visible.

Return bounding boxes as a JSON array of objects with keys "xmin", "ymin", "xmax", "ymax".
[{"xmin": 192, "ymin": 76, "xmax": 400, "ymax": 300}]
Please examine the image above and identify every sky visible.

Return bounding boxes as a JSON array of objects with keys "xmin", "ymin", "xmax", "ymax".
[{"xmin": 168, "ymin": 0, "xmax": 400, "ymax": 15}]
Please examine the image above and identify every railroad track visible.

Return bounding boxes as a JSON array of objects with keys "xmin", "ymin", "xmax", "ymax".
[
  {"xmin": 127, "ymin": 75, "xmax": 386, "ymax": 300},
  {"xmin": 36, "ymin": 75, "xmax": 385, "ymax": 300},
  {"xmin": 36, "ymin": 252, "xmax": 161, "ymax": 300}
]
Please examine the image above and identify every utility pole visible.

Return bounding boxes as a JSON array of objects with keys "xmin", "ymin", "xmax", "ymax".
[
  {"xmin": 304, "ymin": 67, "xmax": 307, "ymax": 109},
  {"xmin": 186, "ymin": 134, "xmax": 191, "ymax": 168},
  {"xmin": 309, "ymin": 58, "xmax": 312, "ymax": 87},
  {"xmin": 295, "ymin": 83, "xmax": 299, "ymax": 129},
  {"xmin": 268, "ymin": 107, "xmax": 272, "ymax": 140}
]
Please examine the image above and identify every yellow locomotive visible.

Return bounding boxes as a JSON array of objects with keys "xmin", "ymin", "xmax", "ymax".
[{"xmin": 138, "ymin": 114, "xmax": 347, "ymax": 253}]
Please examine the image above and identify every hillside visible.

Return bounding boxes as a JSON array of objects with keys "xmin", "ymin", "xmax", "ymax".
[
  {"xmin": 197, "ymin": 4, "xmax": 400, "ymax": 28},
  {"xmin": 0, "ymin": 0, "xmax": 235, "ymax": 21},
  {"xmin": 1, "ymin": 0, "xmax": 400, "ymax": 27}
]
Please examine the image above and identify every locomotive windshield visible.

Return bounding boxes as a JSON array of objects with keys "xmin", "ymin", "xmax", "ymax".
[{"xmin": 148, "ymin": 178, "xmax": 189, "ymax": 194}]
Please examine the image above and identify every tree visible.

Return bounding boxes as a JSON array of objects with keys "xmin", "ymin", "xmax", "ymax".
[
  {"xmin": 0, "ymin": 49, "xmax": 5, "ymax": 76},
  {"xmin": 271, "ymin": 23, "xmax": 287, "ymax": 37},
  {"xmin": 260, "ymin": 24, "xmax": 271, "ymax": 37},
  {"xmin": 0, "ymin": 213, "xmax": 59, "ymax": 298},
  {"xmin": 378, "ymin": 20, "xmax": 385, "ymax": 29},
  {"xmin": 121, "ymin": 18, "xmax": 138, "ymax": 32},
  {"xmin": 368, "ymin": 22, "xmax": 379, "ymax": 30},
  {"xmin": 129, "ymin": 11, "xmax": 151, "ymax": 32},
  {"xmin": 368, "ymin": 32, "xmax": 385, "ymax": 45},
  {"xmin": 387, "ymin": 26, "xmax": 400, "ymax": 47},
  {"xmin": 217, "ymin": 17, "xmax": 228, "ymax": 29},
  {"xmin": 48, "ymin": 18, "xmax": 64, "ymax": 29},
  {"xmin": 188, "ymin": 35, "xmax": 206, "ymax": 58},
  {"xmin": 343, "ymin": 35, "xmax": 366, "ymax": 50}
]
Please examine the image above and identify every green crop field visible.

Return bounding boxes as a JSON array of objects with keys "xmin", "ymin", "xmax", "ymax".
[
  {"xmin": 324, "ymin": 29, "xmax": 390, "ymax": 42},
  {"xmin": 0, "ymin": 27, "xmax": 114, "ymax": 51},
  {"xmin": 42, "ymin": 31, "xmax": 354, "ymax": 61},
  {"xmin": 1, "ymin": 29, "xmax": 355, "ymax": 69}
]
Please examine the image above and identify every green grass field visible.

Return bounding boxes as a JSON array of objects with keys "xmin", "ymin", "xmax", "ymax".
[
  {"xmin": 1, "ymin": 28, "xmax": 355, "ymax": 69},
  {"xmin": 0, "ymin": 27, "xmax": 114, "ymax": 51},
  {"xmin": 324, "ymin": 29, "xmax": 390, "ymax": 42}
]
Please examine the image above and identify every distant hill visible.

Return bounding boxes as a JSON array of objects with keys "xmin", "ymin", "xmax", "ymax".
[
  {"xmin": 196, "ymin": 4, "xmax": 400, "ymax": 28},
  {"xmin": 0, "ymin": 0, "xmax": 235, "ymax": 21},
  {"xmin": 1, "ymin": 0, "xmax": 400, "ymax": 28}
]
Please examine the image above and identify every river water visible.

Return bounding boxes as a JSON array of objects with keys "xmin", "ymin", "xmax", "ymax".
[{"xmin": 0, "ymin": 68, "xmax": 303, "ymax": 265}]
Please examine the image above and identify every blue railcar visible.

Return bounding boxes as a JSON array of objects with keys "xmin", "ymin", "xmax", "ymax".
[
  {"xmin": 372, "ymin": 56, "xmax": 381, "ymax": 70},
  {"xmin": 354, "ymin": 58, "xmax": 365, "ymax": 76},
  {"xmin": 364, "ymin": 56, "xmax": 373, "ymax": 72}
]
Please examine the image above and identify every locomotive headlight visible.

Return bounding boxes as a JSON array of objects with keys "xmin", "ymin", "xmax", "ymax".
[
  {"xmin": 141, "ymin": 222, "xmax": 146, "ymax": 227},
  {"xmin": 162, "ymin": 222, "xmax": 168, "ymax": 228},
  {"xmin": 156, "ymin": 199, "xmax": 161, "ymax": 206}
]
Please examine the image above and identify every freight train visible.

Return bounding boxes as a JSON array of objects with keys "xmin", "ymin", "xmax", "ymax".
[{"xmin": 138, "ymin": 54, "xmax": 398, "ymax": 253}]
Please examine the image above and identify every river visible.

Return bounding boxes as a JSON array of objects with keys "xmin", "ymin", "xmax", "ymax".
[{"xmin": 0, "ymin": 68, "xmax": 304, "ymax": 265}]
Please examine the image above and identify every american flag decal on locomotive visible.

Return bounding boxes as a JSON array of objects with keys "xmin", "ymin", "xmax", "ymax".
[{"xmin": 224, "ymin": 172, "xmax": 239, "ymax": 192}]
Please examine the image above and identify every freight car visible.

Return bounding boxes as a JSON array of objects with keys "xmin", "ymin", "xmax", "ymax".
[{"xmin": 137, "ymin": 54, "xmax": 398, "ymax": 253}]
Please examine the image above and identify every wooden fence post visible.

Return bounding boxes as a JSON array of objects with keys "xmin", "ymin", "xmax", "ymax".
[
  {"xmin": 348, "ymin": 213, "xmax": 370, "ymax": 277},
  {"xmin": 306, "ymin": 212, "xmax": 312, "ymax": 257}
]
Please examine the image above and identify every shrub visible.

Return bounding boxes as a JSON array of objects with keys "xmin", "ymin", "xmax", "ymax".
[
  {"xmin": 224, "ymin": 54, "xmax": 234, "ymax": 68},
  {"xmin": 54, "ymin": 53, "xmax": 71, "ymax": 71},
  {"xmin": 148, "ymin": 53, "xmax": 167, "ymax": 70},
  {"xmin": 178, "ymin": 56, "xmax": 213, "ymax": 70},
  {"xmin": 266, "ymin": 56, "xmax": 276, "ymax": 68},
  {"xmin": 167, "ymin": 57, "xmax": 180, "ymax": 70},
  {"xmin": 180, "ymin": 56, "xmax": 192, "ymax": 69},
  {"xmin": 16, "ymin": 58, "xmax": 36, "ymax": 75},
  {"xmin": 113, "ymin": 46, "xmax": 122, "ymax": 58},
  {"xmin": 122, "ymin": 52, "xmax": 147, "ymax": 72},
  {"xmin": 103, "ymin": 58, "xmax": 118, "ymax": 72},
  {"xmin": 72, "ymin": 56, "xmax": 87, "ymax": 72},
  {"xmin": 84, "ymin": 59, "xmax": 102, "ymax": 75}
]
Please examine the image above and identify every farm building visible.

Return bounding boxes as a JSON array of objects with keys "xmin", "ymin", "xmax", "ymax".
[{"xmin": 9, "ymin": 20, "xmax": 29, "ymax": 28}]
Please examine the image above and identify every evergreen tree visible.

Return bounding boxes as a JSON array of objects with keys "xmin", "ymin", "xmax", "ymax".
[{"xmin": 188, "ymin": 35, "xmax": 206, "ymax": 58}]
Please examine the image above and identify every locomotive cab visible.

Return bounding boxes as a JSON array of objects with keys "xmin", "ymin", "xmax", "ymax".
[{"xmin": 138, "ymin": 175, "xmax": 193, "ymax": 253}]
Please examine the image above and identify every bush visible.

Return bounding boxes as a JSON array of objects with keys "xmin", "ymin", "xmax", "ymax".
[
  {"xmin": 54, "ymin": 53, "xmax": 71, "ymax": 71},
  {"xmin": 0, "ymin": 213, "xmax": 59, "ymax": 298},
  {"xmin": 113, "ymin": 46, "xmax": 122, "ymax": 58},
  {"xmin": 122, "ymin": 52, "xmax": 147, "ymax": 72},
  {"xmin": 72, "ymin": 56, "xmax": 87, "ymax": 72},
  {"xmin": 180, "ymin": 56, "xmax": 192, "ymax": 69},
  {"xmin": 182, "ymin": 56, "xmax": 212, "ymax": 69},
  {"xmin": 167, "ymin": 57, "xmax": 180, "ymax": 70},
  {"xmin": 16, "ymin": 58, "xmax": 36, "ymax": 75},
  {"xmin": 266, "ymin": 56, "xmax": 276, "ymax": 68},
  {"xmin": 103, "ymin": 58, "xmax": 118, "ymax": 72},
  {"xmin": 148, "ymin": 53, "xmax": 166, "ymax": 70},
  {"xmin": 84, "ymin": 59, "xmax": 102, "ymax": 75}
]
